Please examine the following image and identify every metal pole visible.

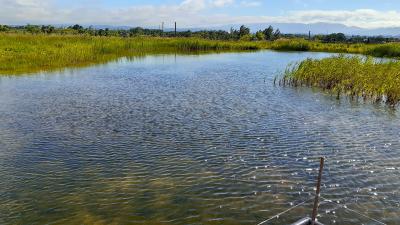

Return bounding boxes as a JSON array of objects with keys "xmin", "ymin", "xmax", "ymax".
[
  {"xmin": 175, "ymin": 22, "xmax": 177, "ymax": 37},
  {"xmin": 311, "ymin": 157, "xmax": 324, "ymax": 225}
]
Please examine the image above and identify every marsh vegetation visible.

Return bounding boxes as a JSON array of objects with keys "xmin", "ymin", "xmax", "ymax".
[
  {"xmin": 3, "ymin": 32, "xmax": 400, "ymax": 75},
  {"xmin": 1, "ymin": 28, "xmax": 400, "ymax": 109},
  {"xmin": 0, "ymin": 34, "xmax": 263, "ymax": 75},
  {"xmin": 281, "ymin": 55, "xmax": 400, "ymax": 106},
  {"xmin": 269, "ymin": 39, "xmax": 400, "ymax": 58}
]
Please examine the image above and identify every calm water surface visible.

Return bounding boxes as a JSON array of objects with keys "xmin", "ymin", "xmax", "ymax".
[{"xmin": 0, "ymin": 51, "xmax": 399, "ymax": 225}]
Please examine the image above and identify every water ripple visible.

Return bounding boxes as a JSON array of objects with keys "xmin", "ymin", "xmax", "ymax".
[{"xmin": 0, "ymin": 51, "xmax": 399, "ymax": 224}]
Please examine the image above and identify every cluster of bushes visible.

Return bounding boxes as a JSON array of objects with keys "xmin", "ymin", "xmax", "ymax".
[
  {"xmin": 255, "ymin": 26, "xmax": 282, "ymax": 41},
  {"xmin": 0, "ymin": 25, "xmax": 10, "ymax": 32},
  {"xmin": 227, "ymin": 25, "xmax": 281, "ymax": 41}
]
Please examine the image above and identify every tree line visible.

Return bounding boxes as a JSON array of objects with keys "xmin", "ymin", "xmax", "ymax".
[
  {"xmin": 0, "ymin": 24, "xmax": 281, "ymax": 41},
  {"xmin": 0, "ymin": 24, "xmax": 398, "ymax": 44}
]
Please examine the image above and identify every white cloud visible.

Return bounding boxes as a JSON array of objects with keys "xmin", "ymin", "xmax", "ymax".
[
  {"xmin": 278, "ymin": 9, "xmax": 400, "ymax": 28},
  {"xmin": 180, "ymin": 0, "xmax": 207, "ymax": 11},
  {"xmin": 212, "ymin": 0, "xmax": 235, "ymax": 7},
  {"xmin": 1, "ymin": 0, "xmax": 400, "ymax": 29},
  {"xmin": 0, "ymin": 0, "xmax": 55, "ymax": 24},
  {"xmin": 240, "ymin": 1, "xmax": 262, "ymax": 7}
]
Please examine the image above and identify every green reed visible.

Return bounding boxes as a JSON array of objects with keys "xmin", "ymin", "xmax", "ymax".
[
  {"xmin": 3, "ymin": 34, "xmax": 400, "ymax": 75},
  {"xmin": 268, "ymin": 39, "xmax": 400, "ymax": 59},
  {"xmin": 0, "ymin": 34, "xmax": 261, "ymax": 75},
  {"xmin": 281, "ymin": 55, "xmax": 400, "ymax": 106}
]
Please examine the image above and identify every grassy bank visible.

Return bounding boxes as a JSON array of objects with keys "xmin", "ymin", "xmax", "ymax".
[
  {"xmin": 281, "ymin": 55, "xmax": 400, "ymax": 106},
  {"xmin": 269, "ymin": 39, "xmax": 400, "ymax": 58},
  {"xmin": 0, "ymin": 34, "xmax": 263, "ymax": 75},
  {"xmin": 2, "ymin": 33, "xmax": 400, "ymax": 75}
]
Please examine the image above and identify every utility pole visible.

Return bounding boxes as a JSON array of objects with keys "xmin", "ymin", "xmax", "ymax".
[
  {"xmin": 175, "ymin": 22, "xmax": 177, "ymax": 37},
  {"xmin": 309, "ymin": 30, "xmax": 311, "ymax": 40},
  {"xmin": 161, "ymin": 22, "xmax": 164, "ymax": 32}
]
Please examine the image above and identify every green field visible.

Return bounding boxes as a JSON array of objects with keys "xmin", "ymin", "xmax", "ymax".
[
  {"xmin": 3, "ymin": 33, "xmax": 400, "ymax": 75},
  {"xmin": 281, "ymin": 55, "xmax": 400, "ymax": 106}
]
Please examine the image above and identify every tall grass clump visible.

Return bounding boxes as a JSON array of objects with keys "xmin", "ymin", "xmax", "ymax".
[{"xmin": 281, "ymin": 55, "xmax": 400, "ymax": 106}]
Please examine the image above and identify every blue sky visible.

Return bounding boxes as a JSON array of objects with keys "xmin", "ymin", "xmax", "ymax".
[{"xmin": 2, "ymin": 0, "xmax": 400, "ymax": 28}]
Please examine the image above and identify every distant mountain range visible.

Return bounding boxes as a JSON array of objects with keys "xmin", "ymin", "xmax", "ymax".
[{"xmin": 205, "ymin": 23, "xmax": 400, "ymax": 37}]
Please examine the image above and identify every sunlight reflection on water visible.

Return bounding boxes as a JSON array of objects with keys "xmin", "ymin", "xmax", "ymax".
[{"xmin": 0, "ymin": 51, "xmax": 399, "ymax": 225}]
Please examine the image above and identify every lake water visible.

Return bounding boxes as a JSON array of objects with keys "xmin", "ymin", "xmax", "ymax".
[{"xmin": 0, "ymin": 51, "xmax": 399, "ymax": 225}]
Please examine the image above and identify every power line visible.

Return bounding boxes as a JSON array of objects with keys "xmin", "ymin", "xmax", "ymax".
[
  {"xmin": 320, "ymin": 197, "xmax": 387, "ymax": 225},
  {"xmin": 256, "ymin": 197, "xmax": 314, "ymax": 225}
]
